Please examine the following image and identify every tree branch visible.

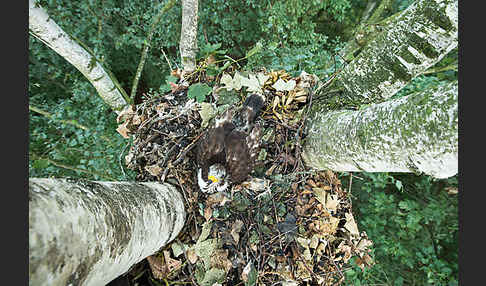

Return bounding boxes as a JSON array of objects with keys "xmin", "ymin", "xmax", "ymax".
[{"xmin": 130, "ymin": 0, "xmax": 177, "ymax": 102}]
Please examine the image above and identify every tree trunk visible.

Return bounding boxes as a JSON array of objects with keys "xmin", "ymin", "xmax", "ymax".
[
  {"xmin": 29, "ymin": 178, "xmax": 185, "ymax": 286},
  {"xmin": 29, "ymin": 0, "xmax": 128, "ymax": 112},
  {"xmin": 303, "ymin": 81, "xmax": 457, "ymax": 179},
  {"xmin": 180, "ymin": 0, "xmax": 198, "ymax": 74},
  {"xmin": 321, "ymin": 0, "xmax": 458, "ymax": 108}
]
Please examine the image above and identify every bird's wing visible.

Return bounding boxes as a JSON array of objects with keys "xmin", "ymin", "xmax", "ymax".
[
  {"xmin": 246, "ymin": 122, "xmax": 263, "ymax": 164},
  {"xmin": 197, "ymin": 125, "xmax": 227, "ymax": 180},
  {"xmin": 224, "ymin": 130, "xmax": 252, "ymax": 184}
]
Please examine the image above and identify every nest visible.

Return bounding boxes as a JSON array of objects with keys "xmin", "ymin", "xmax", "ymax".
[{"xmin": 116, "ymin": 68, "xmax": 373, "ymax": 285}]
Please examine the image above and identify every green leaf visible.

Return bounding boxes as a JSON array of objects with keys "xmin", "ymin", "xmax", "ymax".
[
  {"xmin": 395, "ymin": 180, "xmax": 403, "ymax": 190},
  {"xmin": 246, "ymin": 42, "xmax": 263, "ymax": 58},
  {"xmin": 188, "ymin": 83, "xmax": 212, "ymax": 103},
  {"xmin": 159, "ymin": 75, "xmax": 178, "ymax": 93},
  {"xmin": 245, "ymin": 262, "xmax": 257, "ymax": 286},
  {"xmin": 33, "ymin": 159, "xmax": 50, "ymax": 169}
]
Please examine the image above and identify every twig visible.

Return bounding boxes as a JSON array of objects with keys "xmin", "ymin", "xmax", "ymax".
[
  {"xmin": 172, "ymin": 131, "xmax": 205, "ymax": 165},
  {"xmin": 34, "ymin": 155, "xmax": 116, "ymax": 181},
  {"xmin": 119, "ymin": 140, "xmax": 131, "ymax": 179},
  {"xmin": 29, "ymin": 105, "xmax": 89, "ymax": 131},
  {"xmin": 160, "ymin": 47, "xmax": 173, "ymax": 71},
  {"xmin": 130, "ymin": 0, "xmax": 177, "ymax": 101},
  {"xmin": 348, "ymin": 173, "xmax": 353, "ymax": 194}
]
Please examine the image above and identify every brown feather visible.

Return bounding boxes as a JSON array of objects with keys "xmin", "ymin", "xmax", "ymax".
[{"xmin": 224, "ymin": 130, "xmax": 252, "ymax": 184}]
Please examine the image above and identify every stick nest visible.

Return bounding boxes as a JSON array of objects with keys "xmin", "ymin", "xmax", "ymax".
[{"xmin": 116, "ymin": 67, "xmax": 373, "ymax": 286}]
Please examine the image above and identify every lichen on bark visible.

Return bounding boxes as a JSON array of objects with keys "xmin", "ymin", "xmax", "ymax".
[
  {"xmin": 303, "ymin": 81, "xmax": 457, "ymax": 179},
  {"xmin": 29, "ymin": 178, "xmax": 185, "ymax": 286},
  {"xmin": 28, "ymin": 0, "xmax": 128, "ymax": 111},
  {"xmin": 318, "ymin": 0, "xmax": 458, "ymax": 109},
  {"xmin": 180, "ymin": 0, "xmax": 199, "ymax": 74}
]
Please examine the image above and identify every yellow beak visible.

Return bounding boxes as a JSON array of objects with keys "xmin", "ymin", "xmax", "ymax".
[{"xmin": 208, "ymin": 175, "xmax": 219, "ymax": 183}]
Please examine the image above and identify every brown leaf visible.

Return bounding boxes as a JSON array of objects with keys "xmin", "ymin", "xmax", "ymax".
[
  {"xmin": 291, "ymin": 183, "xmax": 298, "ymax": 192},
  {"xmin": 116, "ymin": 105, "xmax": 135, "ymax": 123},
  {"xmin": 163, "ymin": 250, "xmax": 182, "ymax": 273},
  {"xmin": 186, "ymin": 248, "xmax": 198, "ymax": 264},
  {"xmin": 307, "ymin": 179, "xmax": 317, "ymax": 188},
  {"xmin": 204, "ymin": 206, "xmax": 213, "ymax": 221},
  {"xmin": 206, "ymin": 192, "xmax": 231, "ymax": 208},
  {"xmin": 445, "ymin": 187, "xmax": 458, "ymax": 195},
  {"xmin": 210, "ymin": 249, "xmax": 232, "ymax": 272},
  {"xmin": 145, "ymin": 164, "xmax": 163, "ymax": 177},
  {"xmin": 344, "ymin": 212, "xmax": 359, "ymax": 236},
  {"xmin": 231, "ymin": 220, "xmax": 244, "ymax": 244},
  {"xmin": 265, "ymin": 164, "xmax": 278, "ymax": 176},
  {"xmin": 241, "ymin": 262, "xmax": 251, "ymax": 282},
  {"xmin": 169, "ymin": 81, "xmax": 179, "ymax": 92},
  {"xmin": 171, "ymin": 68, "xmax": 182, "ymax": 79},
  {"xmin": 294, "ymin": 96, "xmax": 307, "ymax": 103},
  {"xmin": 116, "ymin": 121, "xmax": 131, "ymax": 138},
  {"xmin": 131, "ymin": 114, "xmax": 142, "ymax": 125},
  {"xmin": 325, "ymin": 193, "xmax": 339, "ymax": 212},
  {"xmin": 147, "ymin": 255, "xmax": 168, "ymax": 279}
]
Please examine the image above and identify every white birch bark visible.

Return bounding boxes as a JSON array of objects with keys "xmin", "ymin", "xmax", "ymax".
[
  {"xmin": 29, "ymin": 0, "xmax": 128, "ymax": 111},
  {"xmin": 303, "ymin": 81, "xmax": 457, "ymax": 179},
  {"xmin": 180, "ymin": 0, "xmax": 198, "ymax": 74},
  {"xmin": 29, "ymin": 178, "xmax": 185, "ymax": 286},
  {"xmin": 323, "ymin": 0, "xmax": 457, "ymax": 107}
]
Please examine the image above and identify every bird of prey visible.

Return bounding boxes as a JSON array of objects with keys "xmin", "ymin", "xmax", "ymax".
[{"xmin": 196, "ymin": 93, "xmax": 265, "ymax": 193}]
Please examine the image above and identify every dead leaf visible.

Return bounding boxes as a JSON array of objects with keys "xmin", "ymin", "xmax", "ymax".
[
  {"xmin": 325, "ymin": 193, "xmax": 339, "ymax": 212},
  {"xmin": 171, "ymin": 242, "xmax": 187, "ymax": 258},
  {"xmin": 309, "ymin": 234, "xmax": 319, "ymax": 249},
  {"xmin": 220, "ymin": 72, "xmax": 242, "ymax": 91},
  {"xmin": 146, "ymin": 255, "xmax": 167, "ymax": 279},
  {"xmin": 272, "ymin": 78, "xmax": 296, "ymax": 91},
  {"xmin": 241, "ymin": 177, "xmax": 268, "ymax": 192},
  {"xmin": 116, "ymin": 121, "xmax": 131, "ymax": 138},
  {"xmin": 206, "ymin": 192, "xmax": 231, "ymax": 207},
  {"xmin": 230, "ymin": 220, "xmax": 244, "ymax": 244},
  {"xmin": 186, "ymin": 248, "xmax": 198, "ymax": 264},
  {"xmin": 210, "ymin": 249, "xmax": 232, "ymax": 273},
  {"xmin": 144, "ymin": 164, "xmax": 163, "ymax": 177},
  {"xmin": 169, "ymin": 81, "xmax": 179, "ymax": 92},
  {"xmin": 240, "ymin": 73, "xmax": 267, "ymax": 93},
  {"xmin": 131, "ymin": 114, "xmax": 142, "ymax": 125},
  {"xmin": 204, "ymin": 206, "xmax": 213, "ymax": 221},
  {"xmin": 312, "ymin": 188, "xmax": 325, "ymax": 202},
  {"xmin": 344, "ymin": 212, "xmax": 359, "ymax": 236},
  {"xmin": 445, "ymin": 187, "xmax": 458, "ymax": 195},
  {"xmin": 116, "ymin": 105, "xmax": 135, "ymax": 123},
  {"xmin": 171, "ymin": 68, "xmax": 182, "ymax": 79},
  {"xmin": 241, "ymin": 261, "xmax": 257, "ymax": 284},
  {"xmin": 163, "ymin": 250, "xmax": 182, "ymax": 273},
  {"xmin": 199, "ymin": 102, "xmax": 216, "ymax": 128},
  {"xmin": 124, "ymin": 152, "xmax": 134, "ymax": 165},
  {"xmin": 265, "ymin": 164, "xmax": 278, "ymax": 176},
  {"xmin": 356, "ymin": 238, "xmax": 373, "ymax": 252}
]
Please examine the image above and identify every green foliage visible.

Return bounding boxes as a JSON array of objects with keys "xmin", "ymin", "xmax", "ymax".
[
  {"xmin": 187, "ymin": 83, "xmax": 212, "ymax": 103},
  {"xmin": 392, "ymin": 0, "xmax": 416, "ymax": 13},
  {"xmin": 29, "ymin": 79, "xmax": 136, "ymax": 181},
  {"xmin": 29, "ymin": 2, "xmax": 458, "ymax": 284},
  {"xmin": 342, "ymin": 172, "xmax": 458, "ymax": 285},
  {"xmin": 392, "ymin": 48, "xmax": 458, "ymax": 100}
]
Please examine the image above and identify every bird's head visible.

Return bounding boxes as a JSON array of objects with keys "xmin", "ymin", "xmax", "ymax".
[{"xmin": 197, "ymin": 163, "xmax": 229, "ymax": 193}]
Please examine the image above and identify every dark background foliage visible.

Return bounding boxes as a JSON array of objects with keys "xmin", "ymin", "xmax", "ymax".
[{"xmin": 29, "ymin": 0, "xmax": 458, "ymax": 284}]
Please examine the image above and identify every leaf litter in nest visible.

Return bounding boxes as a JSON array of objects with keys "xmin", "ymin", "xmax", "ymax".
[{"xmin": 123, "ymin": 66, "xmax": 372, "ymax": 285}]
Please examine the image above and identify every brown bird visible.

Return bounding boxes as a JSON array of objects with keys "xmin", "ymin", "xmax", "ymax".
[{"xmin": 196, "ymin": 94, "xmax": 265, "ymax": 192}]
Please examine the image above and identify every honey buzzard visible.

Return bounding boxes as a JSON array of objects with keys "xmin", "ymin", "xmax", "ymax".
[{"xmin": 197, "ymin": 94, "xmax": 265, "ymax": 193}]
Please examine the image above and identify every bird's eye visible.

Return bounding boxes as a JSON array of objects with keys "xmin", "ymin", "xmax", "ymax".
[{"xmin": 208, "ymin": 175, "xmax": 219, "ymax": 183}]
